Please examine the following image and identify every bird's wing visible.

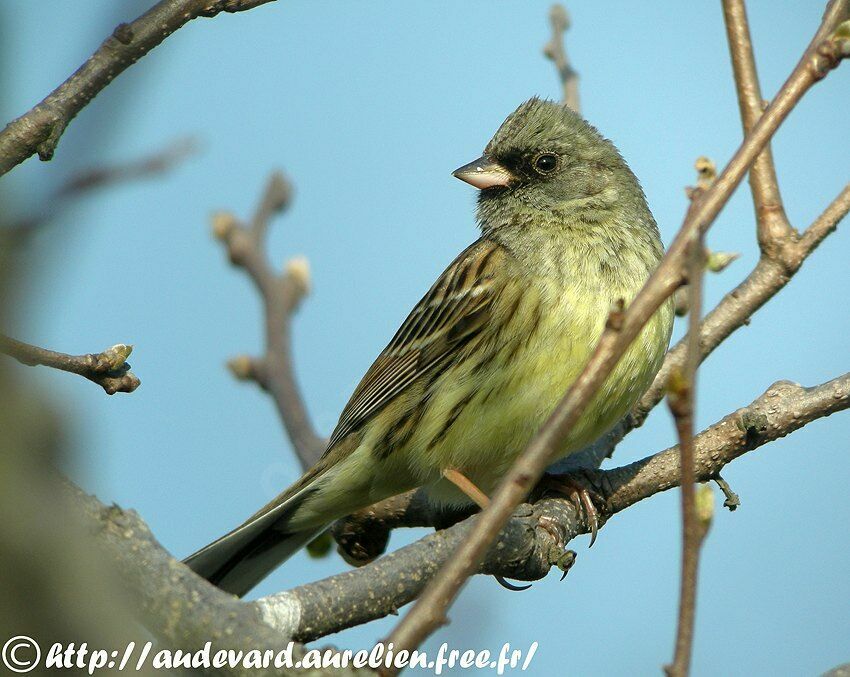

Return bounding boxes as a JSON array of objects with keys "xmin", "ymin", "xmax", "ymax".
[
  {"xmin": 183, "ymin": 238, "xmax": 513, "ymax": 597},
  {"xmin": 325, "ymin": 237, "xmax": 508, "ymax": 451}
]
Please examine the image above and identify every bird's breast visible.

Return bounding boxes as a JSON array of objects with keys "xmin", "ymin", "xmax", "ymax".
[{"xmin": 406, "ymin": 261, "xmax": 670, "ymax": 508}]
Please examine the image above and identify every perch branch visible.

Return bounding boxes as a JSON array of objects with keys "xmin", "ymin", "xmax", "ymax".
[
  {"xmin": 213, "ymin": 172, "xmax": 325, "ymax": 469},
  {"xmin": 252, "ymin": 373, "xmax": 850, "ymax": 642},
  {"xmin": 331, "ymin": 419, "xmax": 631, "ymax": 564},
  {"xmin": 0, "ymin": 335, "xmax": 139, "ymax": 394},
  {"xmin": 0, "ymin": 0, "xmax": 276, "ymax": 176},
  {"xmin": 383, "ymin": 5, "xmax": 850, "ymax": 661}
]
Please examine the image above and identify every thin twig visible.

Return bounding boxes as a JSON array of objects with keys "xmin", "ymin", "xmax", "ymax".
[
  {"xmin": 213, "ymin": 172, "xmax": 325, "ymax": 469},
  {"xmin": 382, "ymin": 6, "xmax": 850, "ymax": 663},
  {"xmin": 0, "ymin": 335, "xmax": 139, "ymax": 394},
  {"xmin": 723, "ymin": 0, "xmax": 794, "ymax": 251},
  {"xmin": 635, "ymin": 179, "xmax": 850, "ymax": 427},
  {"xmin": 665, "ymin": 184, "xmax": 707, "ymax": 677},
  {"xmin": 0, "ymin": 0, "xmax": 276, "ymax": 176},
  {"xmin": 543, "ymin": 5, "xmax": 580, "ymax": 112},
  {"xmin": 713, "ymin": 474, "xmax": 740, "ymax": 510}
]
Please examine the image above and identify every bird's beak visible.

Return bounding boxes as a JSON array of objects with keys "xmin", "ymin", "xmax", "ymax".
[{"xmin": 452, "ymin": 156, "xmax": 514, "ymax": 189}]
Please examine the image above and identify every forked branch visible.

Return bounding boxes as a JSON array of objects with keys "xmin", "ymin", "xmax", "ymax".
[{"xmin": 213, "ymin": 172, "xmax": 326, "ymax": 469}]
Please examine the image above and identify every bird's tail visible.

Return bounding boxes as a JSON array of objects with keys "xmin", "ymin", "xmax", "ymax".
[{"xmin": 183, "ymin": 482, "xmax": 325, "ymax": 598}]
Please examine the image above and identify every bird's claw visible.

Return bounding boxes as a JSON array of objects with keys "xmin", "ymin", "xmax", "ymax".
[
  {"xmin": 493, "ymin": 575, "xmax": 532, "ymax": 591},
  {"xmin": 539, "ymin": 471, "xmax": 606, "ymax": 547}
]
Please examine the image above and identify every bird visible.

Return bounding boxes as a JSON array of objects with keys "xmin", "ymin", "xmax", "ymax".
[{"xmin": 184, "ymin": 97, "xmax": 674, "ymax": 597}]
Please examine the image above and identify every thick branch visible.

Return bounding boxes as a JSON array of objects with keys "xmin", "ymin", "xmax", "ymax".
[
  {"xmin": 0, "ymin": 0, "xmax": 275, "ymax": 176},
  {"xmin": 253, "ymin": 373, "xmax": 850, "ymax": 642},
  {"xmin": 384, "ymin": 6, "xmax": 850, "ymax": 660},
  {"xmin": 67, "ymin": 481, "xmax": 361, "ymax": 677},
  {"xmin": 214, "ymin": 173, "xmax": 325, "ymax": 468},
  {"xmin": 0, "ymin": 335, "xmax": 139, "ymax": 394}
]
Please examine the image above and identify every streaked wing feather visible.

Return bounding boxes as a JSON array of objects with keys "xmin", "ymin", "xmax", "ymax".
[{"xmin": 325, "ymin": 239, "xmax": 504, "ymax": 450}]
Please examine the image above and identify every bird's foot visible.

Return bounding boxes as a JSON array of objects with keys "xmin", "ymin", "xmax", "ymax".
[
  {"xmin": 538, "ymin": 470, "xmax": 607, "ymax": 547},
  {"xmin": 535, "ymin": 514, "xmax": 577, "ymax": 581},
  {"xmin": 442, "ymin": 469, "xmax": 534, "ymax": 591},
  {"xmin": 536, "ymin": 514, "xmax": 566, "ymax": 549}
]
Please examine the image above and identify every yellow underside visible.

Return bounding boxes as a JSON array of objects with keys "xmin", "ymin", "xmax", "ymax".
[{"xmin": 290, "ymin": 267, "xmax": 672, "ymax": 530}]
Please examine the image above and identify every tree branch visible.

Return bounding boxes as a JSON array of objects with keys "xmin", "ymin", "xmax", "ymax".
[
  {"xmin": 383, "ymin": 5, "xmax": 850, "ymax": 661},
  {"xmin": 331, "ymin": 412, "xmax": 631, "ymax": 565},
  {"xmin": 66, "ymin": 481, "xmax": 362, "ymax": 677},
  {"xmin": 252, "ymin": 373, "xmax": 850, "ymax": 642},
  {"xmin": 635, "ymin": 178, "xmax": 850, "ymax": 427},
  {"xmin": 543, "ymin": 5, "xmax": 580, "ymax": 112},
  {"xmin": 213, "ymin": 172, "xmax": 326, "ymax": 469},
  {"xmin": 606, "ymin": 374, "xmax": 850, "ymax": 511},
  {"xmin": 0, "ymin": 335, "xmax": 140, "ymax": 394},
  {"xmin": 723, "ymin": 0, "xmax": 794, "ymax": 251},
  {"xmin": 0, "ymin": 0, "xmax": 275, "ymax": 177},
  {"xmin": 665, "ymin": 190, "xmax": 707, "ymax": 677}
]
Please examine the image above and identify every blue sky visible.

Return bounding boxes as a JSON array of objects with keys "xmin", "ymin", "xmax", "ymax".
[{"xmin": 2, "ymin": 2, "xmax": 849, "ymax": 675}]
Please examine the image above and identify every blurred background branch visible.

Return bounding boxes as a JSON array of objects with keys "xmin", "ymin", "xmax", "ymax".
[
  {"xmin": 213, "ymin": 172, "xmax": 326, "ymax": 469},
  {"xmin": 543, "ymin": 5, "xmax": 580, "ymax": 112},
  {"xmin": 3, "ymin": 136, "xmax": 197, "ymax": 244}
]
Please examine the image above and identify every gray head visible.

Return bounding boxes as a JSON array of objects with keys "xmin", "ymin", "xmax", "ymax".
[{"xmin": 453, "ymin": 98, "xmax": 649, "ymax": 231}]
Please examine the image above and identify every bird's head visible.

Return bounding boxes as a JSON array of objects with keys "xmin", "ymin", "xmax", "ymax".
[{"xmin": 453, "ymin": 98, "xmax": 644, "ymax": 231}]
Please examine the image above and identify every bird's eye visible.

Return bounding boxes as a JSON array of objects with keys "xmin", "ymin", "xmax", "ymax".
[{"xmin": 533, "ymin": 153, "xmax": 558, "ymax": 174}]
